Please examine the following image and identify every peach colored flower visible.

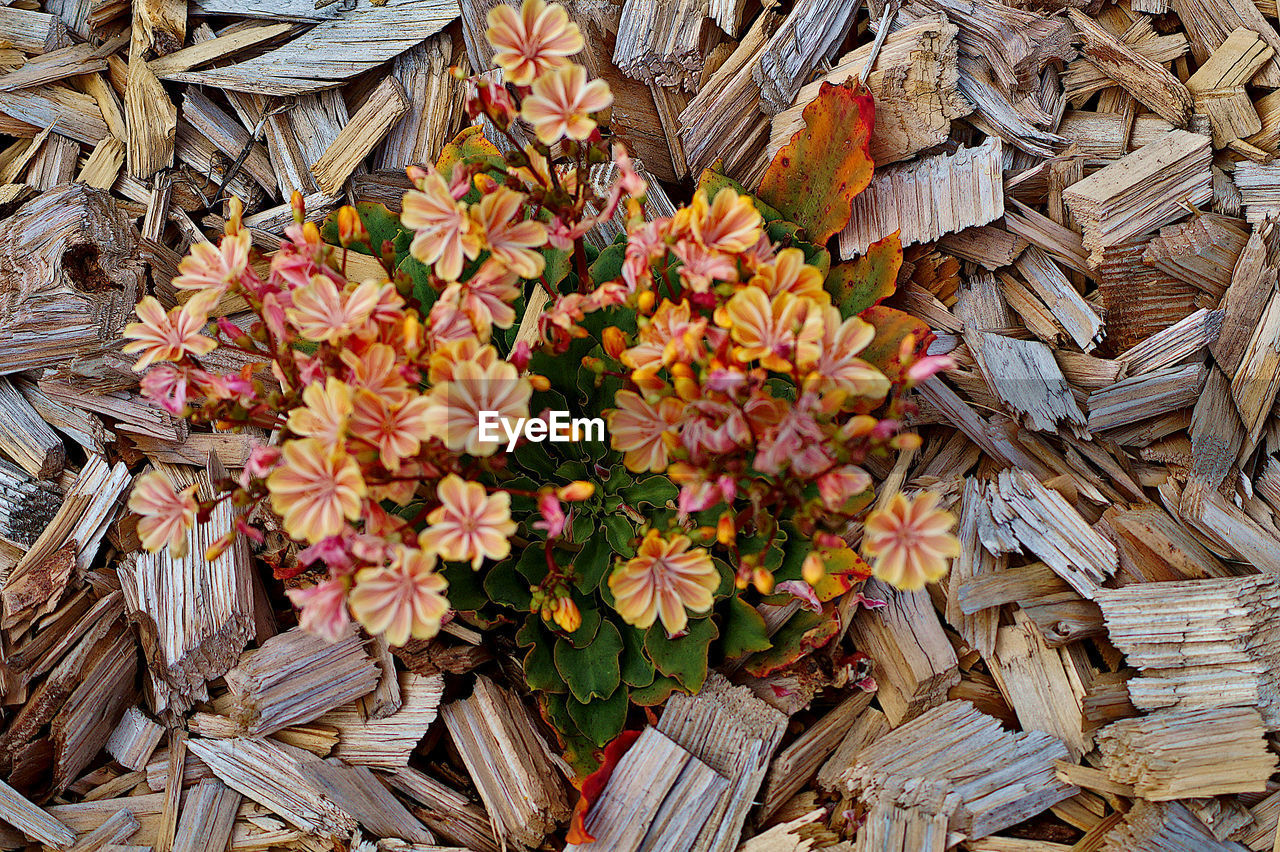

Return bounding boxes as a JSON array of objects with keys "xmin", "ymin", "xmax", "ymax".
[
  {"xmin": 609, "ymin": 530, "xmax": 718, "ymax": 635},
  {"xmin": 129, "ymin": 470, "xmax": 198, "ymax": 557},
  {"xmin": 287, "ymin": 277, "xmax": 380, "ymax": 343},
  {"xmin": 472, "ymin": 187, "xmax": 548, "ymax": 279},
  {"xmin": 749, "ymin": 248, "xmax": 828, "ymax": 304},
  {"xmin": 678, "ymin": 188, "xmax": 763, "ymax": 254},
  {"xmin": 267, "ymin": 438, "xmax": 366, "ymax": 544},
  {"xmin": 287, "ymin": 378, "xmax": 353, "ymax": 450},
  {"xmin": 442, "ymin": 260, "xmax": 522, "ymax": 336},
  {"xmin": 172, "ymin": 228, "xmax": 250, "ymax": 300},
  {"xmin": 349, "ymin": 388, "xmax": 434, "ymax": 472},
  {"xmin": 341, "ymin": 343, "xmax": 409, "ymax": 402},
  {"xmin": 808, "ymin": 306, "xmax": 891, "ymax": 407},
  {"xmin": 122, "ymin": 297, "xmax": 217, "ymax": 370},
  {"xmin": 621, "ymin": 299, "xmax": 707, "ymax": 382},
  {"xmin": 486, "ymin": 0, "xmax": 583, "ymax": 85},
  {"xmin": 607, "ymin": 390, "xmax": 683, "ymax": 473},
  {"xmin": 521, "ymin": 63, "xmax": 613, "ymax": 145},
  {"xmin": 402, "ymin": 166, "xmax": 480, "ymax": 281},
  {"xmin": 420, "ymin": 474, "xmax": 516, "ymax": 569},
  {"xmin": 862, "ymin": 491, "xmax": 960, "ymax": 591},
  {"xmin": 718, "ymin": 288, "xmax": 823, "ymax": 373},
  {"xmin": 287, "ymin": 579, "xmax": 351, "ymax": 642},
  {"xmin": 348, "ymin": 546, "xmax": 449, "ymax": 645},
  {"xmin": 427, "ymin": 338, "xmax": 499, "ymax": 385},
  {"xmin": 425, "ymin": 357, "xmax": 531, "ymax": 456}
]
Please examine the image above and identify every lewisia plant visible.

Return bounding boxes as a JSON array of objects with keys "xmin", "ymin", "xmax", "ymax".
[{"xmin": 123, "ymin": 0, "xmax": 959, "ymax": 759}]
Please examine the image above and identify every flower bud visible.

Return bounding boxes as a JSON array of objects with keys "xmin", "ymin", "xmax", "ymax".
[
  {"xmin": 637, "ymin": 290, "xmax": 656, "ymax": 314},
  {"xmin": 582, "ymin": 356, "xmax": 606, "ymax": 375},
  {"xmin": 529, "ymin": 374, "xmax": 551, "ymax": 391},
  {"xmin": 556, "ymin": 481, "xmax": 595, "ymax": 502},
  {"xmin": 716, "ymin": 512, "xmax": 736, "ymax": 546},
  {"xmin": 802, "ymin": 551, "xmax": 826, "ymax": 585},
  {"xmin": 602, "ymin": 326, "xmax": 627, "ymax": 359},
  {"xmin": 336, "ymin": 205, "xmax": 369, "ymax": 248},
  {"xmin": 205, "ymin": 531, "xmax": 236, "ymax": 562},
  {"xmin": 290, "ymin": 190, "xmax": 305, "ymax": 224},
  {"xmin": 216, "ymin": 317, "xmax": 251, "ymax": 348},
  {"xmin": 891, "ymin": 432, "xmax": 922, "ymax": 451},
  {"xmin": 553, "ymin": 597, "xmax": 582, "ymax": 632},
  {"xmin": 752, "ymin": 567, "xmax": 775, "ymax": 594}
]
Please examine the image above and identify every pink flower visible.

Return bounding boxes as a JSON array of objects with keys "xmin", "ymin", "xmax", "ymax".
[
  {"xmin": 609, "ymin": 530, "xmax": 718, "ymax": 635},
  {"xmin": 128, "ymin": 470, "xmax": 198, "ymax": 557},
  {"xmin": 287, "ymin": 579, "xmax": 351, "ymax": 642},
  {"xmin": 425, "ymin": 357, "xmax": 531, "ymax": 456},
  {"xmin": 485, "ymin": 0, "xmax": 584, "ymax": 85},
  {"xmin": 521, "ymin": 63, "xmax": 613, "ymax": 145},
  {"xmin": 607, "ymin": 390, "xmax": 682, "ymax": 473},
  {"xmin": 420, "ymin": 475, "xmax": 516, "ymax": 569},
  {"xmin": 472, "ymin": 186, "xmax": 548, "ymax": 279},
  {"xmin": 348, "ymin": 547, "xmax": 449, "ymax": 646},
  {"xmin": 122, "ymin": 296, "xmax": 217, "ymax": 370},
  {"xmin": 533, "ymin": 491, "xmax": 566, "ymax": 537},
  {"xmin": 817, "ymin": 465, "xmax": 872, "ymax": 510},
  {"xmin": 862, "ymin": 491, "xmax": 960, "ymax": 591},
  {"xmin": 402, "ymin": 165, "xmax": 480, "ymax": 282},
  {"xmin": 286, "ymin": 277, "xmax": 380, "ymax": 343},
  {"xmin": 140, "ymin": 363, "xmax": 190, "ymax": 415}
]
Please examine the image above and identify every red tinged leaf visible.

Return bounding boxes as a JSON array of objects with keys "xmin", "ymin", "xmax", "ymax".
[
  {"xmin": 565, "ymin": 730, "xmax": 643, "ymax": 844},
  {"xmin": 757, "ymin": 80, "xmax": 875, "ymax": 244},
  {"xmin": 826, "ymin": 232, "xmax": 902, "ymax": 317},
  {"xmin": 435, "ymin": 125, "xmax": 505, "ymax": 182},
  {"xmin": 857, "ymin": 305, "xmax": 934, "ymax": 383}
]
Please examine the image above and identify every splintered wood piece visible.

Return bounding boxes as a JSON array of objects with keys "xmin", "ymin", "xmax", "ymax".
[
  {"xmin": 316, "ymin": 671, "xmax": 444, "ymax": 767},
  {"xmin": 563, "ymin": 727, "xmax": 727, "ymax": 852},
  {"xmin": 988, "ymin": 611, "xmax": 1089, "ymax": 759},
  {"xmin": 170, "ymin": 778, "xmax": 238, "ymax": 852},
  {"xmin": 225, "ymin": 626, "xmax": 379, "ymax": 738},
  {"xmin": 1185, "ymin": 29, "xmax": 1272, "ymax": 146},
  {"xmin": 263, "ymin": 90, "xmax": 346, "ymax": 197},
  {"xmin": 0, "ymin": 87, "xmax": 107, "ymax": 147},
  {"xmin": 1063, "ymin": 130, "xmax": 1212, "ymax": 265},
  {"xmin": 67, "ymin": 807, "xmax": 140, "ymax": 852},
  {"xmin": 1230, "ymin": 287, "xmax": 1280, "ymax": 444},
  {"xmin": 384, "ymin": 766, "xmax": 499, "ymax": 852},
  {"xmin": 0, "ymin": 457, "xmax": 63, "ymax": 549},
  {"xmin": 0, "ymin": 184, "xmax": 144, "ymax": 377},
  {"xmin": 1170, "ymin": 0, "xmax": 1280, "ymax": 88},
  {"xmin": 179, "ymin": 89, "xmax": 275, "ymax": 194},
  {"xmin": 298, "ymin": 762, "xmax": 434, "ymax": 844},
  {"xmin": 78, "ymin": 137, "xmax": 126, "ymax": 190},
  {"xmin": 946, "ymin": 479, "xmax": 1001, "ymax": 657},
  {"xmin": 612, "ymin": 0, "xmax": 710, "ymax": 90},
  {"xmin": 0, "ymin": 775, "xmax": 75, "ymax": 847},
  {"xmin": 1224, "ymin": 159, "xmax": 1280, "ymax": 224},
  {"xmin": 761, "ymin": 16, "xmax": 968, "ymax": 175},
  {"xmin": 118, "ymin": 465, "xmax": 255, "ymax": 719},
  {"xmin": 311, "ymin": 77, "xmax": 409, "ymax": 196},
  {"xmin": 125, "ymin": 8, "xmax": 176, "ymax": 180},
  {"xmin": 1098, "ymin": 800, "xmax": 1243, "ymax": 851},
  {"xmin": 840, "ymin": 137, "xmax": 1004, "ymax": 258},
  {"xmin": 752, "ymin": 0, "xmax": 859, "ymax": 115},
  {"xmin": 842, "ymin": 700, "xmax": 1078, "ymax": 840},
  {"xmin": 816, "ymin": 708, "xmax": 889, "ymax": 792},
  {"xmin": 187, "ymin": 737, "xmax": 356, "ymax": 839},
  {"xmin": 441, "ymin": 676, "xmax": 571, "ymax": 849},
  {"xmin": 655, "ymin": 672, "xmax": 788, "ymax": 852},
  {"xmin": 847, "ymin": 580, "xmax": 960, "ymax": 725},
  {"xmin": 986, "ymin": 469, "xmax": 1118, "ymax": 599},
  {"xmin": 0, "ymin": 7, "xmax": 71, "ymax": 53},
  {"xmin": 940, "ymin": 225, "xmax": 1028, "ymax": 270},
  {"xmin": 760, "ymin": 691, "xmax": 874, "ymax": 820},
  {"xmin": 1212, "ymin": 228, "xmax": 1277, "ymax": 373},
  {"xmin": 1096, "ymin": 575, "xmax": 1280, "ymax": 726},
  {"xmin": 1101, "ymin": 504, "xmax": 1230, "ymax": 581},
  {"xmin": 0, "ymin": 376, "xmax": 64, "ymax": 478},
  {"xmin": 149, "ymin": 23, "xmax": 297, "ymax": 77},
  {"xmin": 1087, "ymin": 362, "xmax": 1208, "ymax": 433},
  {"xmin": 1116, "ymin": 307, "xmax": 1224, "ymax": 376},
  {"xmin": 105, "ymin": 707, "xmax": 165, "ymax": 772},
  {"xmin": 1064, "ymin": 22, "xmax": 1190, "ymax": 106},
  {"xmin": 377, "ymin": 32, "xmax": 466, "ymax": 170},
  {"xmin": 1058, "ymin": 111, "xmax": 1176, "ymax": 165},
  {"xmin": 168, "ymin": 0, "xmax": 457, "ymax": 95},
  {"xmin": 0, "ymin": 44, "xmax": 106, "ymax": 92},
  {"xmin": 971, "ymin": 332, "xmax": 1088, "ymax": 435},
  {"xmin": 1141, "ymin": 213, "xmax": 1249, "ymax": 297},
  {"xmin": 1067, "ymin": 10, "xmax": 1193, "ymax": 126},
  {"xmin": 156, "ymin": 730, "xmax": 184, "ymax": 852},
  {"xmin": 1096, "ymin": 707, "xmax": 1276, "ymax": 799},
  {"xmin": 915, "ymin": 0, "xmax": 1074, "ymax": 93}
]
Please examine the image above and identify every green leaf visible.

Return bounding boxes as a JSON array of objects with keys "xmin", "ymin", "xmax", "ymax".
[
  {"xmin": 757, "ymin": 80, "xmax": 875, "ymax": 243},
  {"xmin": 398, "ymin": 254, "xmax": 438, "ymax": 314},
  {"xmin": 566, "ymin": 601, "xmax": 603, "ymax": 648},
  {"xmin": 603, "ymin": 514, "xmax": 637, "ymax": 557},
  {"xmin": 743, "ymin": 606, "xmax": 841, "ymax": 677},
  {"xmin": 619, "ymin": 476, "xmax": 678, "ymax": 508},
  {"xmin": 721, "ymin": 596, "xmax": 772, "ymax": 659},
  {"xmin": 483, "ymin": 557, "xmax": 532, "ymax": 610},
  {"xmin": 554, "ymin": 619, "xmax": 624, "ymax": 703},
  {"xmin": 538, "ymin": 693, "xmax": 601, "ymax": 777},
  {"xmin": 436, "ymin": 125, "xmax": 506, "ymax": 183},
  {"xmin": 590, "ymin": 239, "xmax": 626, "ymax": 283},
  {"xmin": 827, "ymin": 233, "xmax": 902, "ymax": 317},
  {"xmin": 320, "ymin": 201, "xmax": 408, "ymax": 257},
  {"xmin": 629, "ymin": 675, "xmax": 683, "ymax": 706},
  {"xmin": 618, "ymin": 621, "xmax": 655, "ymax": 688},
  {"xmin": 519, "ymin": 618, "xmax": 568, "ymax": 693},
  {"xmin": 567, "ymin": 689, "xmax": 628, "ymax": 747},
  {"xmin": 696, "ymin": 165, "xmax": 787, "ymax": 222},
  {"xmin": 644, "ymin": 617, "xmax": 718, "ymax": 692},
  {"xmin": 439, "ymin": 561, "xmax": 487, "ymax": 612},
  {"xmin": 572, "ymin": 534, "xmax": 615, "ymax": 594}
]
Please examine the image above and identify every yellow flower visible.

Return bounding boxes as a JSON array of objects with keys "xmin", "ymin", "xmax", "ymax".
[
  {"xmin": 420, "ymin": 474, "xmax": 516, "ymax": 569},
  {"xmin": 427, "ymin": 338, "xmax": 499, "ymax": 385},
  {"xmin": 425, "ymin": 357, "xmax": 531, "ymax": 456},
  {"xmin": 749, "ymin": 248, "xmax": 828, "ymax": 304},
  {"xmin": 862, "ymin": 491, "xmax": 960, "ymax": 591},
  {"xmin": 266, "ymin": 438, "xmax": 366, "ymax": 543},
  {"xmin": 348, "ymin": 388, "xmax": 434, "ymax": 472},
  {"xmin": 286, "ymin": 276, "xmax": 380, "ymax": 343},
  {"xmin": 808, "ymin": 305, "xmax": 891, "ymax": 407},
  {"xmin": 122, "ymin": 296, "xmax": 217, "ymax": 370},
  {"xmin": 287, "ymin": 378, "xmax": 353, "ymax": 450},
  {"xmin": 607, "ymin": 390, "xmax": 682, "ymax": 473},
  {"xmin": 128, "ymin": 470, "xmax": 198, "ymax": 557},
  {"xmin": 402, "ymin": 166, "xmax": 480, "ymax": 281},
  {"xmin": 172, "ymin": 212, "xmax": 250, "ymax": 301},
  {"xmin": 472, "ymin": 187, "xmax": 548, "ymax": 279},
  {"xmin": 676, "ymin": 188, "xmax": 763, "ymax": 255},
  {"xmin": 717, "ymin": 288, "xmax": 823, "ymax": 373},
  {"xmin": 521, "ymin": 63, "xmax": 613, "ymax": 145},
  {"xmin": 349, "ymin": 546, "xmax": 449, "ymax": 646},
  {"xmin": 609, "ymin": 530, "xmax": 718, "ymax": 635},
  {"xmin": 485, "ymin": 0, "xmax": 583, "ymax": 85}
]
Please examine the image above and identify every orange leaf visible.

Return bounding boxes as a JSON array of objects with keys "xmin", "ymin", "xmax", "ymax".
[
  {"xmin": 757, "ymin": 80, "xmax": 875, "ymax": 244},
  {"xmin": 564, "ymin": 730, "xmax": 643, "ymax": 844}
]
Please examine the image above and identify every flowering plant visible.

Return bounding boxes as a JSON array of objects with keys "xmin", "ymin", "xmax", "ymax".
[{"xmin": 123, "ymin": 0, "xmax": 958, "ymax": 774}]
